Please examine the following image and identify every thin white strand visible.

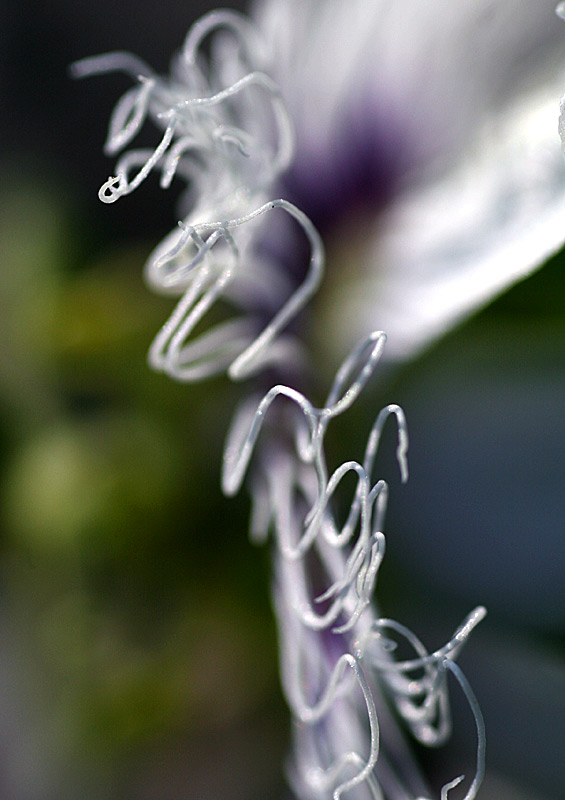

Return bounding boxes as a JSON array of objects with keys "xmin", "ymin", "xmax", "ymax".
[
  {"xmin": 99, "ymin": 116, "xmax": 177, "ymax": 203},
  {"xmin": 338, "ymin": 404, "xmax": 407, "ymax": 556},
  {"xmin": 70, "ymin": 51, "xmax": 154, "ymax": 81},
  {"xmin": 276, "ymin": 561, "xmax": 354, "ymax": 716},
  {"xmin": 149, "ymin": 223, "xmax": 211, "ymax": 289},
  {"xmin": 223, "ymin": 328, "xmax": 394, "ymax": 498},
  {"xmin": 148, "ymin": 266, "xmax": 260, "ymax": 382},
  {"xmin": 228, "ymin": 201, "xmax": 324, "ymax": 379},
  {"xmin": 266, "ymin": 460, "xmax": 385, "ymax": 635},
  {"xmin": 169, "ymin": 319, "xmax": 257, "ymax": 381},
  {"xmin": 146, "ymin": 200, "xmax": 324, "ymax": 382},
  {"xmin": 160, "ymin": 135, "xmax": 202, "ymax": 188},
  {"xmin": 368, "ymin": 607, "xmax": 488, "ymax": 674},
  {"xmin": 363, "ymin": 622, "xmax": 452, "ymax": 746},
  {"xmin": 268, "ymin": 458, "xmax": 319, "ymax": 560},
  {"xmin": 170, "ymin": 71, "xmax": 294, "ymax": 177},
  {"xmin": 104, "ymin": 77, "xmax": 155, "ymax": 156},
  {"xmin": 300, "ymin": 653, "xmax": 380, "ymax": 800},
  {"xmin": 163, "ymin": 265, "xmax": 234, "ymax": 370},
  {"xmin": 114, "ymin": 147, "xmax": 200, "ymax": 200},
  {"xmin": 438, "ymin": 660, "xmax": 486, "ymax": 800},
  {"xmin": 182, "ymin": 9, "xmax": 267, "ymax": 70},
  {"xmin": 360, "ymin": 610, "xmax": 487, "ymax": 749},
  {"xmin": 320, "ymin": 331, "xmax": 388, "ymax": 432},
  {"xmin": 223, "ymin": 382, "xmax": 318, "ymax": 497},
  {"xmin": 276, "ymin": 582, "xmax": 380, "ymax": 800},
  {"xmin": 212, "ymin": 123, "xmax": 253, "ymax": 157},
  {"xmin": 112, "ymin": 148, "xmax": 156, "ymax": 180}
]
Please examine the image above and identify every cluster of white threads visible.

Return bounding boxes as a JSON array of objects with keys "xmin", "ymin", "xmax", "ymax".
[
  {"xmin": 72, "ymin": 10, "xmax": 312, "ymax": 381},
  {"xmin": 144, "ymin": 199, "xmax": 323, "ymax": 381},
  {"xmin": 76, "ymin": 10, "xmax": 486, "ymax": 800},
  {"xmin": 223, "ymin": 330, "xmax": 485, "ymax": 800}
]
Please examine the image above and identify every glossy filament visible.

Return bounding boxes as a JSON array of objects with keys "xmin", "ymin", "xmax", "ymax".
[{"xmin": 225, "ymin": 333, "xmax": 485, "ymax": 799}]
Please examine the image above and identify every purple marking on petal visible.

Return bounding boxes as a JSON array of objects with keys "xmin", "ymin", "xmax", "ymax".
[
  {"xmin": 249, "ymin": 93, "xmax": 414, "ymax": 372},
  {"xmin": 281, "ymin": 93, "xmax": 411, "ymax": 236}
]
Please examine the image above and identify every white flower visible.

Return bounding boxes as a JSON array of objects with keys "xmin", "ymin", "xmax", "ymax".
[
  {"xmin": 73, "ymin": 4, "xmax": 565, "ymax": 798},
  {"xmin": 253, "ymin": 0, "xmax": 565, "ymax": 358}
]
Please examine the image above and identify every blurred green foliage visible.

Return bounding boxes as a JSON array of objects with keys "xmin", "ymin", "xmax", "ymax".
[{"xmin": 0, "ymin": 163, "xmax": 285, "ymax": 799}]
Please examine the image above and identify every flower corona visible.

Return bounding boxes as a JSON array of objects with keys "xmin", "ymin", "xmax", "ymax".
[{"xmin": 73, "ymin": 9, "xmax": 487, "ymax": 799}]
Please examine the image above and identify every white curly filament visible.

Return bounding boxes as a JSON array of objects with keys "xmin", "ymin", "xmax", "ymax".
[{"xmin": 76, "ymin": 10, "xmax": 487, "ymax": 799}]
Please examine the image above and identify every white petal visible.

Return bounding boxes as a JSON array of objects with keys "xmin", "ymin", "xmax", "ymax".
[
  {"xmin": 255, "ymin": 0, "xmax": 565, "ymax": 167},
  {"xmin": 254, "ymin": 0, "xmax": 565, "ymax": 359},
  {"xmin": 339, "ymin": 80, "xmax": 565, "ymax": 359}
]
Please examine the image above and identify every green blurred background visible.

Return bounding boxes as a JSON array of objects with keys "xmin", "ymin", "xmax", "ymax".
[{"xmin": 0, "ymin": 1, "xmax": 563, "ymax": 799}]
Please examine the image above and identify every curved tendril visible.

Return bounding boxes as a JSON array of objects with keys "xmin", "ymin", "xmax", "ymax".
[
  {"xmin": 304, "ymin": 655, "xmax": 380, "ymax": 800},
  {"xmin": 341, "ymin": 404, "xmax": 407, "ymax": 547},
  {"xmin": 113, "ymin": 148, "xmax": 157, "ymax": 183},
  {"xmin": 70, "ymin": 51, "xmax": 154, "ymax": 81},
  {"xmin": 104, "ymin": 76, "xmax": 155, "ymax": 156},
  {"xmin": 321, "ymin": 330, "xmax": 387, "ymax": 431},
  {"xmin": 278, "ymin": 613, "xmax": 380, "ymax": 800},
  {"xmin": 160, "ymin": 135, "xmax": 201, "ymax": 188},
  {"xmin": 224, "ymin": 201, "xmax": 324, "ymax": 378},
  {"xmin": 222, "ymin": 383, "xmax": 318, "ymax": 497},
  {"xmin": 358, "ymin": 609, "xmax": 486, "ymax": 748},
  {"xmin": 182, "ymin": 8, "xmax": 266, "ymax": 69},
  {"xmin": 296, "ymin": 461, "xmax": 369, "ymax": 560},
  {"xmin": 99, "ymin": 116, "xmax": 177, "ymax": 203},
  {"xmin": 268, "ymin": 458, "xmax": 320, "ymax": 561},
  {"xmin": 366, "ymin": 607, "xmax": 487, "ymax": 674},
  {"xmin": 148, "ymin": 223, "xmax": 208, "ymax": 289},
  {"xmin": 213, "ymin": 124, "xmax": 253, "ymax": 157},
  {"xmin": 170, "ymin": 71, "xmax": 294, "ymax": 177},
  {"xmin": 223, "ymin": 328, "xmax": 387, "ymax": 499},
  {"xmin": 439, "ymin": 660, "xmax": 486, "ymax": 800},
  {"xmin": 147, "ymin": 229, "xmax": 260, "ymax": 381},
  {"xmin": 148, "ymin": 200, "xmax": 324, "ymax": 382},
  {"xmin": 114, "ymin": 145, "xmax": 198, "ymax": 197}
]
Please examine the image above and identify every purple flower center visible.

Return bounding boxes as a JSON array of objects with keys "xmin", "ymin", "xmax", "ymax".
[{"xmin": 281, "ymin": 94, "xmax": 411, "ymax": 235}]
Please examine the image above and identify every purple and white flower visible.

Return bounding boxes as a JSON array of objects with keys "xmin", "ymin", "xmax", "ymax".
[
  {"xmin": 255, "ymin": 0, "xmax": 565, "ymax": 360},
  {"xmin": 73, "ymin": 2, "xmax": 565, "ymax": 798}
]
